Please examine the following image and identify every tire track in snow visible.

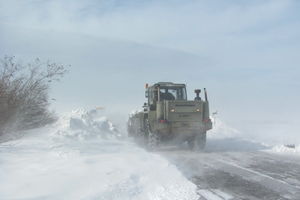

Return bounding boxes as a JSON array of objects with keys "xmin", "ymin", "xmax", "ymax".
[
  {"xmin": 207, "ymin": 157, "xmax": 300, "ymax": 195},
  {"xmin": 197, "ymin": 189, "xmax": 233, "ymax": 200},
  {"xmin": 160, "ymin": 150, "xmax": 300, "ymax": 200}
]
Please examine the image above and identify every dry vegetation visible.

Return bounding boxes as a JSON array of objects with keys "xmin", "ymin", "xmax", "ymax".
[{"xmin": 0, "ymin": 56, "xmax": 67, "ymax": 136}]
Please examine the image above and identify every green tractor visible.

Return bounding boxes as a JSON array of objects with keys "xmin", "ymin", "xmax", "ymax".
[{"xmin": 128, "ymin": 82, "xmax": 212, "ymax": 151}]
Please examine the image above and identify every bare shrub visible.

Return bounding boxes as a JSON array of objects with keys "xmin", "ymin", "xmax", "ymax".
[{"xmin": 0, "ymin": 56, "xmax": 67, "ymax": 135}]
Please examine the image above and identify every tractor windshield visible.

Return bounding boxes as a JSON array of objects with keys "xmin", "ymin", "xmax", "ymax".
[{"xmin": 159, "ymin": 87, "xmax": 187, "ymax": 101}]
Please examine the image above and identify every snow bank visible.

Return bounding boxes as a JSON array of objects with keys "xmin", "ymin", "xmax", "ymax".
[
  {"xmin": 208, "ymin": 118, "xmax": 300, "ymax": 154},
  {"xmin": 0, "ymin": 109, "xmax": 199, "ymax": 200},
  {"xmin": 269, "ymin": 144, "xmax": 300, "ymax": 155},
  {"xmin": 54, "ymin": 108, "xmax": 122, "ymax": 140}
]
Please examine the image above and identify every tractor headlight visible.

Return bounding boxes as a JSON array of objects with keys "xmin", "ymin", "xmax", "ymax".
[
  {"xmin": 170, "ymin": 109, "xmax": 175, "ymax": 112},
  {"xmin": 196, "ymin": 109, "xmax": 201, "ymax": 112}
]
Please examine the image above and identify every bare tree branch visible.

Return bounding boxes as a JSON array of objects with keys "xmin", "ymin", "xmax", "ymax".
[{"xmin": 0, "ymin": 56, "xmax": 68, "ymax": 135}]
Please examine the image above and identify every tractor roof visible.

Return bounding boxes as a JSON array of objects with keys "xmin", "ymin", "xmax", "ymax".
[{"xmin": 152, "ymin": 82, "xmax": 186, "ymax": 88}]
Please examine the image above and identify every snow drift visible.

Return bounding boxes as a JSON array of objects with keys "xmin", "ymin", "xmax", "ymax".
[
  {"xmin": 208, "ymin": 117, "xmax": 300, "ymax": 155},
  {"xmin": 206, "ymin": 117, "xmax": 269, "ymax": 152},
  {"xmin": 0, "ymin": 109, "xmax": 198, "ymax": 200},
  {"xmin": 54, "ymin": 108, "xmax": 121, "ymax": 140},
  {"xmin": 270, "ymin": 144, "xmax": 300, "ymax": 155}
]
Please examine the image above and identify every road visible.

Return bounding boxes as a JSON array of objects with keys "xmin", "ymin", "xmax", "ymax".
[{"xmin": 159, "ymin": 139, "xmax": 300, "ymax": 200}]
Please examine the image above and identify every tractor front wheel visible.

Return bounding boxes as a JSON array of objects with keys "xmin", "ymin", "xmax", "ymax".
[{"xmin": 145, "ymin": 120, "xmax": 160, "ymax": 151}]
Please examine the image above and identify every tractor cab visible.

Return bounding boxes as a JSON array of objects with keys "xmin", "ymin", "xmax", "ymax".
[{"xmin": 145, "ymin": 82, "xmax": 187, "ymax": 110}]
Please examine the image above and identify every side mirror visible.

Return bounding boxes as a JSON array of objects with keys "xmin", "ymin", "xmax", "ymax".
[
  {"xmin": 143, "ymin": 103, "xmax": 148, "ymax": 112},
  {"xmin": 145, "ymin": 90, "xmax": 149, "ymax": 98}
]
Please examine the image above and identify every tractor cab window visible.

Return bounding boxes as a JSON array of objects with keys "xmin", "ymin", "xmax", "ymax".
[
  {"xmin": 148, "ymin": 87, "xmax": 187, "ymax": 109},
  {"xmin": 160, "ymin": 87, "xmax": 187, "ymax": 101}
]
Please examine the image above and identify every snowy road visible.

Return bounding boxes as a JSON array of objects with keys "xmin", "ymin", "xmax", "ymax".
[
  {"xmin": 160, "ymin": 145, "xmax": 300, "ymax": 200},
  {"xmin": 1, "ymin": 110, "xmax": 300, "ymax": 200}
]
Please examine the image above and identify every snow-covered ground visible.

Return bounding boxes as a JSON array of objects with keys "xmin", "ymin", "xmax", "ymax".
[
  {"xmin": 0, "ymin": 109, "xmax": 198, "ymax": 200},
  {"xmin": 209, "ymin": 117, "xmax": 300, "ymax": 156}
]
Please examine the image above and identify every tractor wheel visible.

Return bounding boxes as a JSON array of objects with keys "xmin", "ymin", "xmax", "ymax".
[
  {"xmin": 188, "ymin": 132, "xmax": 206, "ymax": 151},
  {"xmin": 145, "ymin": 120, "xmax": 160, "ymax": 151},
  {"xmin": 148, "ymin": 132, "xmax": 160, "ymax": 151}
]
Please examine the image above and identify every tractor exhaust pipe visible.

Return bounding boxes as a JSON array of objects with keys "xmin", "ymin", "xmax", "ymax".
[
  {"xmin": 204, "ymin": 88, "xmax": 208, "ymax": 102},
  {"xmin": 157, "ymin": 84, "xmax": 161, "ymax": 102}
]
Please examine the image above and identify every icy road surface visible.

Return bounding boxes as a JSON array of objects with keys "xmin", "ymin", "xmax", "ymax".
[{"xmin": 159, "ymin": 140, "xmax": 300, "ymax": 200}]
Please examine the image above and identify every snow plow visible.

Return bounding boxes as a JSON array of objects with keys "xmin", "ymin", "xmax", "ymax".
[{"xmin": 127, "ymin": 82, "xmax": 212, "ymax": 151}]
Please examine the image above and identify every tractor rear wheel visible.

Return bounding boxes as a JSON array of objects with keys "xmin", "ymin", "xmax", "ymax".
[{"xmin": 188, "ymin": 132, "xmax": 206, "ymax": 151}]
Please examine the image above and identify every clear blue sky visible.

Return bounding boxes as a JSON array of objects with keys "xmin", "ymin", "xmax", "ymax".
[{"xmin": 1, "ymin": 0, "xmax": 300, "ymax": 143}]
